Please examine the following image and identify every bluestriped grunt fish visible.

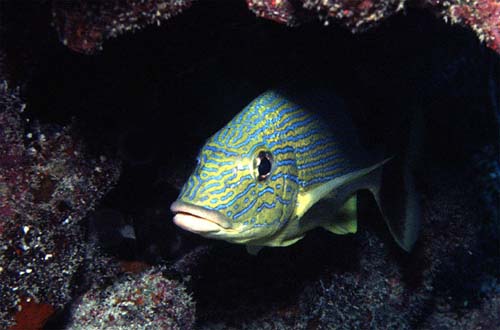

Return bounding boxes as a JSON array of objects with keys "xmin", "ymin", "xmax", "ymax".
[{"xmin": 171, "ymin": 89, "xmax": 420, "ymax": 254}]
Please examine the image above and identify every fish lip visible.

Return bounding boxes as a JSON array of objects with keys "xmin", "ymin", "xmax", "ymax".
[{"xmin": 170, "ymin": 200, "xmax": 233, "ymax": 230}]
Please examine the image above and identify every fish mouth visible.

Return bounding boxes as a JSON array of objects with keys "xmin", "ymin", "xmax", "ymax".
[{"xmin": 170, "ymin": 200, "xmax": 232, "ymax": 233}]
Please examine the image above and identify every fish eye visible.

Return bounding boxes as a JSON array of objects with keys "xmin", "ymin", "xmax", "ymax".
[{"xmin": 254, "ymin": 151, "xmax": 273, "ymax": 181}]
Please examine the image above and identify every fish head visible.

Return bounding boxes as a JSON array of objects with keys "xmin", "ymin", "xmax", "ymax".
[{"xmin": 171, "ymin": 122, "xmax": 300, "ymax": 246}]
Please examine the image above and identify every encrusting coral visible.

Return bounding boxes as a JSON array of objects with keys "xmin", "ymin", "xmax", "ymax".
[
  {"xmin": 0, "ymin": 82, "xmax": 121, "ymax": 328},
  {"xmin": 51, "ymin": 0, "xmax": 194, "ymax": 54},
  {"xmin": 48, "ymin": 0, "xmax": 500, "ymax": 55},
  {"xmin": 66, "ymin": 266, "xmax": 195, "ymax": 330}
]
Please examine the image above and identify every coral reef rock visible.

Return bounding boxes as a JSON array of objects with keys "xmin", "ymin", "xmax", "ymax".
[
  {"xmin": 66, "ymin": 266, "xmax": 195, "ymax": 330},
  {"xmin": 0, "ymin": 82, "xmax": 121, "ymax": 328},
  {"xmin": 51, "ymin": 0, "xmax": 194, "ymax": 54},
  {"xmin": 48, "ymin": 0, "xmax": 500, "ymax": 55},
  {"xmin": 432, "ymin": 0, "xmax": 500, "ymax": 53},
  {"xmin": 246, "ymin": 0, "xmax": 500, "ymax": 53}
]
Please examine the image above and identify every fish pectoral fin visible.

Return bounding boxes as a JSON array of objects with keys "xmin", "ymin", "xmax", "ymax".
[
  {"xmin": 321, "ymin": 194, "xmax": 357, "ymax": 235},
  {"xmin": 295, "ymin": 160, "xmax": 389, "ymax": 219},
  {"xmin": 246, "ymin": 245, "xmax": 264, "ymax": 255}
]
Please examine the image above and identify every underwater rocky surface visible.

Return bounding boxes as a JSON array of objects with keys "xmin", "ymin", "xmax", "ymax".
[
  {"xmin": 0, "ymin": 1, "xmax": 499, "ymax": 329},
  {"xmin": 49, "ymin": 0, "xmax": 500, "ymax": 55},
  {"xmin": 66, "ymin": 266, "xmax": 195, "ymax": 330},
  {"xmin": 0, "ymin": 82, "xmax": 121, "ymax": 329}
]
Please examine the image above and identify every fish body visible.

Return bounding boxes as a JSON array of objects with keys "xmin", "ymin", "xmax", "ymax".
[{"xmin": 171, "ymin": 89, "xmax": 420, "ymax": 252}]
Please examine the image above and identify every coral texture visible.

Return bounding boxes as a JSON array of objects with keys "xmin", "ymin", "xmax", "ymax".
[
  {"xmin": 49, "ymin": 0, "xmax": 500, "ymax": 55},
  {"xmin": 433, "ymin": 0, "xmax": 500, "ymax": 53},
  {"xmin": 66, "ymin": 267, "xmax": 195, "ymax": 330},
  {"xmin": 302, "ymin": 0, "xmax": 406, "ymax": 32},
  {"xmin": 0, "ymin": 82, "xmax": 121, "ymax": 328},
  {"xmin": 52, "ymin": 0, "xmax": 193, "ymax": 54},
  {"xmin": 245, "ymin": 0, "xmax": 500, "ymax": 53},
  {"xmin": 246, "ymin": 0, "xmax": 299, "ymax": 25}
]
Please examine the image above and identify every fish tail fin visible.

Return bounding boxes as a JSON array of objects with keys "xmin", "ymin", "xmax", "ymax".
[{"xmin": 368, "ymin": 108, "xmax": 423, "ymax": 251}]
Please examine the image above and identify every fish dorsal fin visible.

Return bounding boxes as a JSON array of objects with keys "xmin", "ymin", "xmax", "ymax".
[{"xmin": 295, "ymin": 159, "xmax": 390, "ymax": 219}]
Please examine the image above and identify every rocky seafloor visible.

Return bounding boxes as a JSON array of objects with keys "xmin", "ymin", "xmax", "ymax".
[{"xmin": 0, "ymin": 1, "xmax": 499, "ymax": 329}]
